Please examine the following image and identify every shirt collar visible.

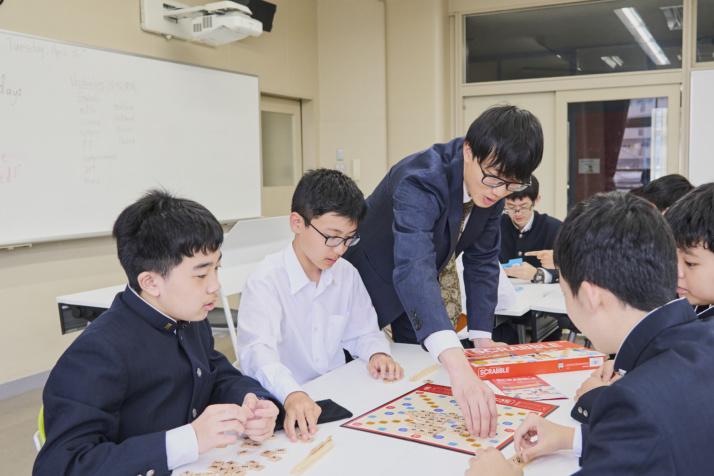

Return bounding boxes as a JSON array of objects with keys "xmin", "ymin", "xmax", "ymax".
[
  {"xmin": 463, "ymin": 183, "xmax": 471, "ymax": 204},
  {"xmin": 284, "ymin": 242, "xmax": 334, "ymax": 295}
]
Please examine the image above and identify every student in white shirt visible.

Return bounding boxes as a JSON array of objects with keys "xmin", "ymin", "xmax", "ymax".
[{"xmin": 237, "ymin": 169, "xmax": 403, "ymax": 443}]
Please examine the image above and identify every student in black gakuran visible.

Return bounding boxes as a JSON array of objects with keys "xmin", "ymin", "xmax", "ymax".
[{"xmin": 465, "ymin": 191, "xmax": 714, "ymax": 475}]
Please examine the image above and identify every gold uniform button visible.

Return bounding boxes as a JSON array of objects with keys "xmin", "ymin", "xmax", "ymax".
[
  {"xmin": 147, "ymin": 471, "xmax": 155, "ymax": 476},
  {"xmin": 197, "ymin": 368, "xmax": 202, "ymax": 378},
  {"xmin": 192, "ymin": 408, "xmax": 197, "ymax": 418}
]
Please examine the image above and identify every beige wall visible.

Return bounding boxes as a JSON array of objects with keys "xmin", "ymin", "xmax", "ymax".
[
  {"xmin": 317, "ymin": 0, "xmax": 388, "ymax": 195},
  {"xmin": 0, "ymin": 0, "xmax": 319, "ymax": 387},
  {"xmin": 385, "ymin": 0, "xmax": 451, "ymax": 166}
]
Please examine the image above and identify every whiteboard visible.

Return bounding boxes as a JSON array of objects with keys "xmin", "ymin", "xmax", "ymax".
[
  {"xmin": 0, "ymin": 29, "xmax": 261, "ymax": 246},
  {"xmin": 689, "ymin": 70, "xmax": 714, "ymax": 185}
]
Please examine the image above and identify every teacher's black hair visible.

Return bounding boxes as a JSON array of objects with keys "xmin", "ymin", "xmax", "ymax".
[{"xmin": 465, "ymin": 104, "xmax": 543, "ymax": 183}]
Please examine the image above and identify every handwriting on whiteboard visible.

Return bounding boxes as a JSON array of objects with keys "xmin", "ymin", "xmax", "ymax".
[
  {"xmin": 5, "ymin": 36, "xmax": 86, "ymax": 60},
  {"xmin": 0, "ymin": 74, "xmax": 22, "ymax": 105},
  {"xmin": 0, "ymin": 153, "xmax": 21, "ymax": 184}
]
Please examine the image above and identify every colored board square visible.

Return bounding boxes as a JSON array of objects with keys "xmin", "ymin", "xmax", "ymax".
[{"xmin": 341, "ymin": 384, "xmax": 557, "ymax": 455}]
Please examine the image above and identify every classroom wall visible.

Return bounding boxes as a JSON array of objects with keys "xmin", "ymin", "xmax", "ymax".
[
  {"xmin": 317, "ymin": 0, "xmax": 388, "ymax": 194},
  {"xmin": 0, "ymin": 0, "xmax": 320, "ymax": 387},
  {"xmin": 385, "ymin": 0, "xmax": 451, "ymax": 166}
]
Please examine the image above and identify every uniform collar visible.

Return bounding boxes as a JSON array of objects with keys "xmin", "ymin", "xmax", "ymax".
[
  {"xmin": 121, "ymin": 285, "xmax": 183, "ymax": 334},
  {"xmin": 614, "ymin": 298, "xmax": 697, "ymax": 375},
  {"xmin": 284, "ymin": 243, "xmax": 334, "ymax": 295},
  {"xmin": 698, "ymin": 305, "xmax": 714, "ymax": 321}
]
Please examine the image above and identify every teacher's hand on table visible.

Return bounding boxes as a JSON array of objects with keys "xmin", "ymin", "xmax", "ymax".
[
  {"xmin": 284, "ymin": 391, "xmax": 322, "ymax": 443},
  {"xmin": 514, "ymin": 414, "xmax": 575, "ymax": 463},
  {"xmin": 504, "ymin": 261, "xmax": 537, "ymax": 280},
  {"xmin": 465, "ymin": 447, "xmax": 523, "ymax": 476},
  {"xmin": 439, "ymin": 348, "xmax": 498, "ymax": 439}
]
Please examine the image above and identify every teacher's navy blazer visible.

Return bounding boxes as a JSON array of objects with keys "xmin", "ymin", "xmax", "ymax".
[
  {"xmin": 344, "ymin": 137, "xmax": 503, "ymax": 343},
  {"xmin": 34, "ymin": 287, "xmax": 280, "ymax": 476},
  {"xmin": 574, "ymin": 298, "xmax": 714, "ymax": 475}
]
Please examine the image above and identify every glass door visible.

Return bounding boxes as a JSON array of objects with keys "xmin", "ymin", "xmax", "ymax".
[{"xmin": 554, "ymin": 85, "xmax": 680, "ymax": 213}]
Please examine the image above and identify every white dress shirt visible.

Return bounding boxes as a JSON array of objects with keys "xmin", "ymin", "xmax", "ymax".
[{"xmin": 237, "ymin": 243, "xmax": 392, "ymax": 403}]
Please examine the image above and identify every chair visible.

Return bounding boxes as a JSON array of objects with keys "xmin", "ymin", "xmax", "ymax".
[{"xmin": 33, "ymin": 405, "xmax": 45, "ymax": 451}]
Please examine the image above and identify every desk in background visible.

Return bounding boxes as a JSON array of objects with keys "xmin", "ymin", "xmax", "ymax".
[
  {"xmin": 55, "ymin": 216, "xmax": 293, "ymax": 359},
  {"xmin": 174, "ymin": 343, "xmax": 584, "ymax": 476}
]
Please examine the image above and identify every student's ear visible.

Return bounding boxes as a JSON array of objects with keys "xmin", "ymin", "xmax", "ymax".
[
  {"xmin": 463, "ymin": 141, "xmax": 474, "ymax": 163},
  {"xmin": 289, "ymin": 212, "xmax": 305, "ymax": 234},
  {"xmin": 579, "ymin": 281, "xmax": 603, "ymax": 315},
  {"xmin": 534, "ymin": 195, "xmax": 541, "ymax": 206},
  {"xmin": 137, "ymin": 271, "xmax": 161, "ymax": 298}
]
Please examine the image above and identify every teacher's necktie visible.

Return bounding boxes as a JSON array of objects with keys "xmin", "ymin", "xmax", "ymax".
[{"xmin": 438, "ymin": 200, "xmax": 474, "ymax": 329}]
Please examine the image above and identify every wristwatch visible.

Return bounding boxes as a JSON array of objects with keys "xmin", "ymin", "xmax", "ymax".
[{"xmin": 532, "ymin": 267, "xmax": 545, "ymax": 283}]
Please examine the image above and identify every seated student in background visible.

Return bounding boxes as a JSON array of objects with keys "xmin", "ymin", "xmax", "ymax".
[
  {"xmin": 641, "ymin": 173, "xmax": 693, "ymax": 212},
  {"xmin": 572, "ymin": 181, "xmax": 714, "ymax": 415},
  {"xmin": 499, "ymin": 175, "xmax": 561, "ymax": 284},
  {"xmin": 34, "ymin": 190, "xmax": 281, "ymax": 476},
  {"xmin": 237, "ymin": 169, "xmax": 402, "ymax": 443},
  {"xmin": 465, "ymin": 191, "xmax": 714, "ymax": 476}
]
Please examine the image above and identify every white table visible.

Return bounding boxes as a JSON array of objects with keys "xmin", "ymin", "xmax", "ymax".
[{"xmin": 173, "ymin": 343, "xmax": 584, "ymax": 476}]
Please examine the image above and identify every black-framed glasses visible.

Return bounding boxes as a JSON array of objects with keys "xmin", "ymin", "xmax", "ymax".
[
  {"xmin": 479, "ymin": 163, "xmax": 531, "ymax": 192},
  {"xmin": 309, "ymin": 223, "xmax": 361, "ymax": 247},
  {"xmin": 503, "ymin": 203, "xmax": 535, "ymax": 215}
]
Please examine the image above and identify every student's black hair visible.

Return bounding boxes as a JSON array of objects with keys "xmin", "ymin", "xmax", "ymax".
[
  {"xmin": 642, "ymin": 174, "xmax": 694, "ymax": 212},
  {"xmin": 554, "ymin": 192, "xmax": 677, "ymax": 312},
  {"xmin": 465, "ymin": 104, "xmax": 543, "ymax": 182},
  {"xmin": 291, "ymin": 168, "xmax": 366, "ymax": 225},
  {"xmin": 664, "ymin": 182, "xmax": 714, "ymax": 253},
  {"xmin": 112, "ymin": 189, "xmax": 224, "ymax": 292},
  {"xmin": 506, "ymin": 175, "xmax": 540, "ymax": 202}
]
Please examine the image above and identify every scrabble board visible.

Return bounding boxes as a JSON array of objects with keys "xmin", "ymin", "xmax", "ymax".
[{"xmin": 341, "ymin": 384, "xmax": 557, "ymax": 455}]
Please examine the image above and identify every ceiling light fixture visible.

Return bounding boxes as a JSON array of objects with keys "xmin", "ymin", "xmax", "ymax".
[{"xmin": 615, "ymin": 7, "xmax": 670, "ymax": 65}]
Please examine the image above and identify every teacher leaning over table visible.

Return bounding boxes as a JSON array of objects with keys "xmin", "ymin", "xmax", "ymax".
[{"xmin": 344, "ymin": 104, "xmax": 543, "ymax": 440}]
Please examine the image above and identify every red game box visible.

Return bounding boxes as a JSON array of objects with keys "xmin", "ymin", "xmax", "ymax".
[{"xmin": 465, "ymin": 341, "xmax": 605, "ymax": 380}]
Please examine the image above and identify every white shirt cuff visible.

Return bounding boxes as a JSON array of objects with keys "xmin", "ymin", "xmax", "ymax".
[
  {"xmin": 572, "ymin": 425, "xmax": 583, "ymax": 457},
  {"xmin": 468, "ymin": 330, "xmax": 493, "ymax": 340},
  {"xmin": 424, "ymin": 330, "xmax": 463, "ymax": 361},
  {"xmin": 543, "ymin": 269, "xmax": 554, "ymax": 284},
  {"xmin": 166, "ymin": 424, "xmax": 199, "ymax": 470}
]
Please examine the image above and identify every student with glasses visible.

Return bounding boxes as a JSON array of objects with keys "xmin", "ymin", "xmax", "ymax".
[
  {"xmin": 343, "ymin": 104, "xmax": 543, "ymax": 439},
  {"xmin": 499, "ymin": 175, "xmax": 561, "ymax": 284},
  {"xmin": 237, "ymin": 169, "xmax": 402, "ymax": 443}
]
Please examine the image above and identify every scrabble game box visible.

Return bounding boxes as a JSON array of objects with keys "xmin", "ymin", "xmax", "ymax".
[{"xmin": 465, "ymin": 341, "xmax": 605, "ymax": 380}]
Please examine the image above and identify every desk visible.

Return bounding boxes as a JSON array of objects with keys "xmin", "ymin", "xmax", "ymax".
[
  {"xmin": 495, "ymin": 281, "xmax": 567, "ymax": 344},
  {"xmin": 174, "ymin": 344, "xmax": 584, "ymax": 476}
]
